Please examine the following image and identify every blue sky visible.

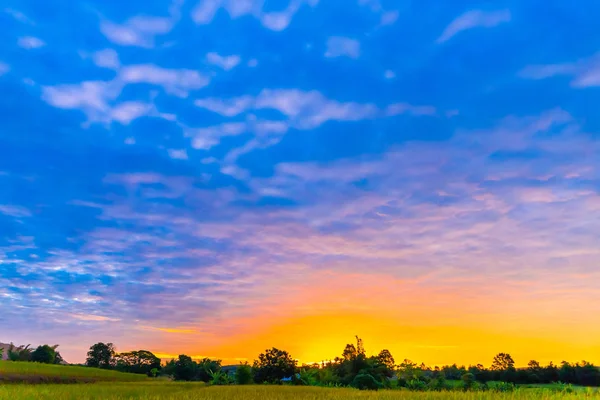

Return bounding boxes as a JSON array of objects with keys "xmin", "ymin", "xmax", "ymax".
[{"xmin": 1, "ymin": 0, "xmax": 599, "ymax": 364}]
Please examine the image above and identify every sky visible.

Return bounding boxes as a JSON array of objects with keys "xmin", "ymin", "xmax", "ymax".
[{"xmin": 1, "ymin": 0, "xmax": 599, "ymax": 367}]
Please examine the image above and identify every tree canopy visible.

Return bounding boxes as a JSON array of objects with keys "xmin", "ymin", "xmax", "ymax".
[
  {"xmin": 252, "ymin": 347, "xmax": 297, "ymax": 384},
  {"xmin": 86, "ymin": 342, "xmax": 116, "ymax": 369}
]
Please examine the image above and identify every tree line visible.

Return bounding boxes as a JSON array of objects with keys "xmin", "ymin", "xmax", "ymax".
[
  {"xmin": 0, "ymin": 343, "xmax": 64, "ymax": 364},
  {"xmin": 5, "ymin": 338, "xmax": 599, "ymax": 390}
]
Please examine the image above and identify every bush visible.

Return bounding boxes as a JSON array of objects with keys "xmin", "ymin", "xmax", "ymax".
[
  {"xmin": 406, "ymin": 379, "xmax": 427, "ymax": 391},
  {"xmin": 428, "ymin": 375, "xmax": 451, "ymax": 391},
  {"xmin": 461, "ymin": 372, "xmax": 476, "ymax": 391},
  {"xmin": 490, "ymin": 381, "xmax": 516, "ymax": 392},
  {"xmin": 235, "ymin": 364, "xmax": 253, "ymax": 385},
  {"xmin": 31, "ymin": 345, "xmax": 57, "ymax": 364},
  {"xmin": 351, "ymin": 373, "xmax": 381, "ymax": 390}
]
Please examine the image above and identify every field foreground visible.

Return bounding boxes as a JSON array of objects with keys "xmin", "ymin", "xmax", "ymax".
[
  {"xmin": 0, "ymin": 361, "xmax": 148, "ymax": 383},
  {"xmin": 0, "ymin": 383, "xmax": 598, "ymax": 400}
]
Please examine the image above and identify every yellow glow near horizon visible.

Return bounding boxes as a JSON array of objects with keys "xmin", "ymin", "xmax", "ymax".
[{"xmin": 142, "ymin": 271, "xmax": 600, "ymax": 368}]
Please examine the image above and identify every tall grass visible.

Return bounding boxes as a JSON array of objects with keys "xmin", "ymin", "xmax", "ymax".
[
  {"xmin": 0, "ymin": 383, "xmax": 598, "ymax": 400},
  {"xmin": 0, "ymin": 361, "xmax": 148, "ymax": 383}
]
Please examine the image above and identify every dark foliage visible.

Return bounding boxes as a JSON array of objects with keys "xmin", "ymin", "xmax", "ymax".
[
  {"xmin": 252, "ymin": 348, "xmax": 297, "ymax": 384},
  {"xmin": 86, "ymin": 342, "xmax": 116, "ymax": 369},
  {"xmin": 30, "ymin": 345, "xmax": 57, "ymax": 364},
  {"xmin": 235, "ymin": 363, "xmax": 253, "ymax": 385},
  {"xmin": 115, "ymin": 350, "xmax": 161, "ymax": 376}
]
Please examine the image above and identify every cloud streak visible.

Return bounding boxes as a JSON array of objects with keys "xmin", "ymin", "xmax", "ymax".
[
  {"xmin": 437, "ymin": 9, "xmax": 511, "ymax": 43},
  {"xmin": 520, "ymin": 53, "xmax": 600, "ymax": 88}
]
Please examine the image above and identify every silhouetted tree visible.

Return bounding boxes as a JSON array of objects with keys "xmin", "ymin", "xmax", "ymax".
[
  {"xmin": 7, "ymin": 344, "xmax": 32, "ymax": 361},
  {"xmin": 252, "ymin": 348, "xmax": 297, "ymax": 384},
  {"xmin": 376, "ymin": 349, "xmax": 395, "ymax": 370},
  {"xmin": 86, "ymin": 342, "xmax": 116, "ymax": 369},
  {"xmin": 173, "ymin": 355, "xmax": 196, "ymax": 381},
  {"xmin": 196, "ymin": 358, "xmax": 222, "ymax": 382},
  {"xmin": 30, "ymin": 345, "xmax": 57, "ymax": 364},
  {"xmin": 491, "ymin": 353, "xmax": 515, "ymax": 371},
  {"xmin": 235, "ymin": 363, "xmax": 253, "ymax": 385},
  {"xmin": 115, "ymin": 350, "xmax": 161, "ymax": 376}
]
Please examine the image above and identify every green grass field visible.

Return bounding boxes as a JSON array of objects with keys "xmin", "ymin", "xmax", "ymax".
[
  {"xmin": 1, "ymin": 383, "xmax": 599, "ymax": 400},
  {"xmin": 1, "ymin": 362, "xmax": 598, "ymax": 399},
  {"xmin": 0, "ymin": 361, "xmax": 149, "ymax": 383}
]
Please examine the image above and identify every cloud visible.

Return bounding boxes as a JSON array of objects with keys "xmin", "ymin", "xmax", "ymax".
[
  {"xmin": 194, "ymin": 96, "xmax": 253, "ymax": 117},
  {"xmin": 380, "ymin": 10, "xmax": 399, "ymax": 26},
  {"xmin": 42, "ymin": 61, "xmax": 209, "ymax": 125},
  {"xmin": 520, "ymin": 53, "xmax": 600, "ymax": 88},
  {"xmin": 192, "ymin": 0, "xmax": 318, "ymax": 31},
  {"xmin": 69, "ymin": 313, "xmax": 121, "ymax": 322},
  {"xmin": 4, "ymin": 8, "xmax": 33, "ymax": 24},
  {"xmin": 0, "ymin": 62, "xmax": 8, "ymax": 76},
  {"xmin": 168, "ymin": 149, "xmax": 189, "ymax": 160},
  {"xmin": 436, "ymin": 9, "xmax": 511, "ymax": 43},
  {"xmin": 195, "ymin": 89, "xmax": 383, "ymax": 129},
  {"xmin": 206, "ymin": 52, "xmax": 241, "ymax": 71},
  {"xmin": 192, "ymin": 89, "xmax": 435, "ymax": 161},
  {"xmin": 42, "ymin": 81, "xmax": 119, "ymax": 116},
  {"xmin": 119, "ymin": 64, "xmax": 210, "ymax": 96},
  {"xmin": 386, "ymin": 103, "xmax": 436, "ymax": 116},
  {"xmin": 0, "ymin": 205, "xmax": 31, "ymax": 218},
  {"xmin": 17, "ymin": 36, "xmax": 45, "ymax": 49},
  {"xmin": 188, "ymin": 122, "xmax": 247, "ymax": 150},
  {"xmin": 101, "ymin": 16, "xmax": 173, "ymax": 48},
  {"xmin": 41, "ymin": 81, "xmax": 161, "ymax": 125},
  {"xmin": 325, "ymin": 37, "xmax": 361, "ymax": 59},
  {"xmin": 93, "ymin": 49, "xmax": 120, "ymax": 69},
  {"xmin": 110, "ymin": 101, "xmax": 154, "ymax": 125}
]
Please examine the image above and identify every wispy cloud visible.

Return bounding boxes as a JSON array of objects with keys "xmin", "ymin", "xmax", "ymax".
[
  {"xmin": 93, "ymin": 49, "xmax": 120, "ymax": 69},
  {"xmin": 436, "ymin": 9, "xmax": 511, "ymax": 43},
  {"xmin": 206, "ymin": 52, "xmax": 241, "ymax": 71},
  {"xmin": 101, "ymin": 16, "xmax": 174, "ymax": 48},
  {"xmin": 69, "ymin": 313, "xmax": 121, "ymax": 322},
  {"xmin": 187, "ymin": 122, "xmax": 247, "ymax": 150},
  {"xmin": 192, "ymin": 0, "xmax": 318, "ymax": 31},
  {"xmin": 168, "ymin": 149, "xmax": 189, "ymax": 160},
  {"xmin": 42, "ymin": 81, "xmax": 121, "ymax": 119},
  {"xmin": 120, "ymin": 64, "xmax": 209, "ymax": 96},
  {"xmin": 17, "ymin": 36, "xmax": 45, "ymax": 49},
  {"xmin": 380, "ymin": 11, "xmax": 399, "ymax": 26},
  {"xmin": 4, "ymin": 8, "xmax": 34, "ymax": 24},
  {"xmin": 109, "ymin": 101, "xmax": 154, "ymax": 125},
  {"xmin": 195, "ymin": 89, "xmax": 378, "ymax": 127},
  {"xmin": 42, "ymin": 63, "xmax": 209, "ymax": 124},
  {"xmin": 325, "ymin": 37, "xmax": 361, "ymax": 59},
  {"xmin": 0, "ymin": 62, "xmax": 9, "ymax": 76},
  {"xmin": 0, "ymin": 205, "xmax": 32, "ymax": 218},
  {"xmin": 520, "ymin": 53, "xmax": 600, "ymax": 88}
]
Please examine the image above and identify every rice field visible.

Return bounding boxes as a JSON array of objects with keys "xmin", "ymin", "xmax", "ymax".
[
  {"xmin": 0, "ymin": 361, "xmax": 149, "ymax": 383},
  {"xmin": 1, "ymin": 362, "xmax": 598, "ymax": 399},
  {"xmin": 1, "ymin": 383, "xmax": 598, "ymax": 400},
  {"xmin": 1, "ymin": 384, "xmax": 597, "ymax": 399}
]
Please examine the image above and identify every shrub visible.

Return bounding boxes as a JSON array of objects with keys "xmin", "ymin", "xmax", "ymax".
[
  {"xmin": 235, "ymin": 364, "xmax": 253, "ymax": 385},
  {"xmin": 31, "ymin": 345, "xmax": 57, "ymax": 364},
  {"xmin": 406, "ymin": 379, "xmax": 427, "ymax": 391},
  {"xmin": 461, "ymin": 372, "xmax": 476, "ymax": 391},
  {"xmin": 351, "ymin": 373, "xmax": 381, "ymax": 390},
  {"xmin": 490, "ymin": 381, "xmax": 516, "ymax": 392},
  {"xmin": 428, "ymin": 375, "xmax": 451, "ymax": 391}
]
